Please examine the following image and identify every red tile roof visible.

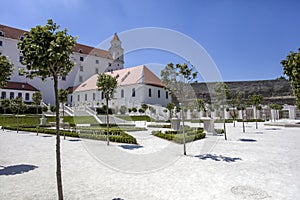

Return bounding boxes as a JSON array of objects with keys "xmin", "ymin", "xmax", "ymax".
[
  {"xmin": 0, "ymin": 24, "xmax": 112, "ymax": 59},
  {"xmin": 2, "ymin": 82, "xmax": 39, "ymax": 91}
]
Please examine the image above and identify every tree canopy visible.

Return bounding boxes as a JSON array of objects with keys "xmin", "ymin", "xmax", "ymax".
[
  {"xmin": 281, "ymin": 47, "xmax": 300, "ymax": 108},
  {"xmin": 0, "ymin": 55, "xmax": 14, "ymax": 88}
]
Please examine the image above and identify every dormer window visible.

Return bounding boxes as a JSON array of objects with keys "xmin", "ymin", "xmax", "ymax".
[
  {"xmin": 19, "ymin": 36, "xmax": 24, "ymax": 40},
  {"xmin": 78, "ymin": 49, "xmax": 83, "ymax": 53},
  {"xmin": 0, "ymin": 31, "xmax": 3, "ymax": 37},
  {"xmin": 108, "ymin": 63, "xmax": 111, "ymax": 67},
  {"xmin": 80, "ymin": 56, "xmax": 84, "ymax": 61}
]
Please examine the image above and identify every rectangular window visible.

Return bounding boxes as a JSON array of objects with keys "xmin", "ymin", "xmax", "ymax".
[
  {"xmin": 101, "ymin": 92, "xmax": 104, "ymax": 100},
  {"xmin": 80, "ymin": 65, "xmax": 83, "ymax": 71},
  {"xmin": 108, "ymin": 63, "xmax": 112, "ymax": 67},
  {"xmin": 80, "ymin": 56, "xmax": 84, "ymax": 61},
  {"xmin": 121, "ymin": 89, "xmax": 124, "ymax": 98},
  {"xmin": 70, "ymin": 95, "xmax": 73, "ymax": 102},
  {"xmin": 166, "ymin": 91, "xmax": 168, "ymax": 99},
  {"xmin": 85, "ymin": 94, "xmax": 87, "ymax": 101},
  {"xmin": 93, "ymin": 93, "xmax": 95, "ymax": 100},
  {"xmin": 62, "ymin": 76, "xmax": 66, "ymax": 81},
  {"xmin": 79, "ymin": 76, "xmax": 83, "ymax": 82},
  {"xmin": 95, "ymin": 68, "xmax": 99, "ymax": 74},
  {"xmin": 25, "ymin": 93, "xmax": 30, "ymax": 101},
  {"xmin": 1, "ymin": 91, "xmax": 6, "ymax": 99},
  {"xmin": 96, "ymin": 60, "xmax": 99, "ymax": 64},
  {"xmin": 10, "ymin": 92, "xmax": 14, "ymax": 99},
  {"xmin": 149, "ymin": 88, "xmax": 152, "ymax": 97},
  {"xmin": 0, "ymin": 41, "xmax": 2, "ymax": 46},
  {"xmin": 158, "ymin": 90, "xmax": 161, "ymax": 98},
  {"xmin": 132, "ymin": 88, "xmax": 135, "ymax": 97},
  {"xmin": 19, "ymin": 56, "xmax": 23, "ymax": 62},
  {"xmin": 77, "ymin": 95, "xmax": 80, "ymax": 101},
  {"xmin": 18, "ymin": 92, "xmax": 22, "ymax": 98}
]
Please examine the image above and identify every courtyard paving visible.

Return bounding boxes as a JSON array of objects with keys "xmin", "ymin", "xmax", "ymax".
[{"xmin": 0, "ymin": 121, "xmax": 299, "ymax": 199}]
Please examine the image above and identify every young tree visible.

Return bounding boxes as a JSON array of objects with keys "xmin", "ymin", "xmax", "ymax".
[
  {"xmin": 18, "ymin": 19, "xmax": 76, "ymax": 199},
  {"xmin": 269, "ymin": 103, "xmax": 283, "ymax": 121},
  {"xmin": 214, "ymin": 82, "xmax": 230, "ymax": 140},
  {"xmin": 249, "ymin": 93, "xmax": 263, "ymax": 129},
  {"xmin": 161, "ymin": 62, "xmax": 197, "ymax": 155},
  {"xmin": 50, "ymin": 106, "xmax": 56, "ymax": 115},
  {"xmin": 96, "ymin": 73, "xmax": 117, "ymax": 146},
  {"xmin": 42, "ymin": 105, "xmax": 48, "ymax": 113},
  {"xmin": 141, "ymin": 103, "xmax": 148, "ymax": 111},
  {"xmin": 32, "ymin": 91, "xmax": 42, "ymax": 114},
  {"xmin": 281, "ymin": 48, "xmax": 300, "ymax": 108},
  {"xmin": 1, "ymin": 99, "xmax": 11, "ymax": 130},
  {"xmin": 0, "ymin": 55, "xmax": 14, "ymax": 88},
  {"xmin": 166, "ymin": 102, "xmax": 175, "ymax": 119},
  {"xmin": 58, "ymin": 89, "xmax": 69, "ymax": 139},
  {"xmin": 228, "ymin": 91, "xmax": 243, "ymax": 127},
  {"xmin": 10, "ymin": 97, "xmax": 23, "ymax": 133}
]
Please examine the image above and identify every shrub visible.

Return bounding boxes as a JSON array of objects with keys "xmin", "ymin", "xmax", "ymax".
[{"xmin": 152, "ymin": 130, "xmax": 205, "ymax": 144}]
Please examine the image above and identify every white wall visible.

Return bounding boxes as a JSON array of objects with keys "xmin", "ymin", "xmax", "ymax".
[
  {"xmin": 72, "ymin": 83, "xmax": 171, "ymax": 108},
  {"xmin": 0, "ymin": 36, "xmax": 115, "ymax": 105},
  {"xmin": 0, "ymin": 88, "xmax": 37, "ymax": 103}
]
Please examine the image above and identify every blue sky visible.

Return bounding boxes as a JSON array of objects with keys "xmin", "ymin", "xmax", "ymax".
[{"xmin": 1, "ymin": 0, "xmax": 300, "ymax": 81}]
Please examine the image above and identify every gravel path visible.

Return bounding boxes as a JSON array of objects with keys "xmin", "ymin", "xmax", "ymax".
[{"xmin": 0, "ymin": 122, "xmax": 300, "ymax": 199}]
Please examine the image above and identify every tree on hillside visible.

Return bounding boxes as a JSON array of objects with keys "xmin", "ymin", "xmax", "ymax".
[
  {"xmin": 281, "ymin": 48, "xmax": 300, "ymax": 108},
  {"xmin": 58, "ymin": 89, "xmax": 69, "ymax": 139},
  {"xmin": 161, "ymin": 62, "xmax": 198, "ymax": 155},
  {"xmin": 18, "ymin": 19, "xmax": 76, "ymax": 200},
  {"xmin": 249, "ymin": 93, "xmax": 263, "ymax": 129},
  {"xmin": 0, "ymin": 55, "xmax": 14, "ymax": 88},
  {"xmin": 214, "ymin": 82, "xmax": 230, "ymax": 140},
  {"xmin": 96, "ymin": 73, "xmax": 117, "ymax": 146},
  {"xmin": 32, "ymin": 91, "xmax": 42, "ymax": 114},
  {"xmin": 1, "ymin": 99, "xmax": 11, "ymax": 130}
]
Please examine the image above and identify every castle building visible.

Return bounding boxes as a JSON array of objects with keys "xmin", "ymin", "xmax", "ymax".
[
  {"xmin": 0, "ymin": 24, "xmax": 124, "ymax": 104},
  {"xmin": 73, "ymin": 65, "xmax": 171, "ymax": 109}
]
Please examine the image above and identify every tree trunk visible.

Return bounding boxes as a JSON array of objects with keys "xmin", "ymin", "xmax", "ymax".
[
  {"xmin": 255, "ymin": 107, "xmax": 258, "ymax": 129},
  {"xmin": 106, "ymin": 98, "xmax": 110, "ymax": 146},
  {"xmin": 181, "ymin": 108, "xmax": 186, "ymax": 155},
  {"xmin": 17, "ymin": 109, "xmax": 19, "ymax": 133},
  {"xmin": 54, "ymin": 76, "xmax": 63, "ymax": 200},
  {"xmin": 63, "ymin": 104, "xmax": 65, "ymax": 140}
]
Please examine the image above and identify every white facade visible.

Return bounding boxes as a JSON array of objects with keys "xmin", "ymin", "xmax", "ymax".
[
  {"xmin": 72, "ymin": 65, "xmax": 171, "ymax": 109},
  {"xmin": 0, "ymin": 24, "xmax": 124, "ymax": 105},
  {"xmin": 0, "ymin": 82, "xmax": 39, "ymax": 103}
]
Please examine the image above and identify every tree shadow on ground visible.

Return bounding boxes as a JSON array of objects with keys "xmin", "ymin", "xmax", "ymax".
[
  {"xmin": 265, "ymin": 128, "xmax": 281, "ymax": 130},
  {"xmin": 41, "ymin": 135, "xmax": 52, "ymax": 138},
  {"xmin": 0, "ymin": 164, "xmax": 38, "ymax": 176},
  {"xmin": 239, "ymin": 139, "xmax": 257, "ymax": 142},
  {"xmin": 119, "ymin": 145, "xmax": 143, "ymax": 150},
  {"xmin": 68, "ymin": 139, "xmax": 81, "ymax": 142},
  {"xmin": 195, "ymin": 154, "xmax": 242, "ymax": 162}
]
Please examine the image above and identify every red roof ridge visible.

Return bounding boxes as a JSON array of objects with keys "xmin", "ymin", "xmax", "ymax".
[{"xmin": 2, "ymin": 81, "xmax": 39, "ymax": 91}]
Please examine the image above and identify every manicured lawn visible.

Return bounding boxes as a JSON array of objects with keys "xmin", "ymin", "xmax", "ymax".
[{"xmin": 115, "ymin": 115, "xmax": 154, "ymax": 122}]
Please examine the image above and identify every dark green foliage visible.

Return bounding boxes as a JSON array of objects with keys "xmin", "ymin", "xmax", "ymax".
[
  {"xmin": 0, "ymin": 55, "xmax": 14, "ymax": 88},
  {"xmin": 153, "ymin": 129, "xmax": 205, "ymax": 144},
  {"xmin": 115, "ymin": 115, "xmax": 153, "ymax": 122},
  {"xmin": 147, "ymin": 124, "xmax": 171, "ymax": 128}
]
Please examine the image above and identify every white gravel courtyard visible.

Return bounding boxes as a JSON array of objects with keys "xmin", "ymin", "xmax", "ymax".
[{"xmin": 1, "ymin": 121, "xmax": 300, "ymax": 199}]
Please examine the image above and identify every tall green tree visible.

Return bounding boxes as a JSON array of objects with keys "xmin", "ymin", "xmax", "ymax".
[
  {"xmin": 1, "ymin": 99, "xmax": 11, "ymax": 130},
  {"xmin": 161, "ymin": 62, "xmax": 197, "ymax": 155},
  {"xmin": 32, "ymin": 91, "xmax": 42, "ymax": 114},
  {"xmin": 214, "ymin": 82, "xmax": 230, "ymax": 140},
  {"xmin": 96, "ymin": 73, "xmax": 117, "ymax": 146},
  {"xmin": 228, "ymin": 91, "xmax": 243, "ymax": 127},
  {"xmin": 18, "ymin": 19, "xmax": 76, "ymax": 200},
  {"xmin": 0, "ymin": 55, "xmax": 14, "ymax": 88},
  {"xmin": 281, "ymin": 48, "xmax": 300, "ymax": 108},
  {"xmin": 249, "ymin": 93, "xmax": 263, "ymax": 129},
  {"xmin": 58, "ymin": 89, "xmax": 69, "ymax": 139}
]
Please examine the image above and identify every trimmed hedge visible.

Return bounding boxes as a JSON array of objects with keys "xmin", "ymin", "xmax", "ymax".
[
  {"xmin": 147, "ymin": 124, "xmax": 171, "ymax": 128},
  {"xmin": 4, "ymin": 126, "xmax": 137, "ymax": 144},
  {"xmin": 152, "ymin": 129, "xmax": 206, "ymax": 144}
]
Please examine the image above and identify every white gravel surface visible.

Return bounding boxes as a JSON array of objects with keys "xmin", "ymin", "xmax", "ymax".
[{"xmin": 0, "ymin": 121, "xmax": 300, "ymax": 199}]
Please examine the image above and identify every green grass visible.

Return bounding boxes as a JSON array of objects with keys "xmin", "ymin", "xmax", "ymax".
[
  {"xmin": 46, "ymin": 116, "xmax": 98, "ymax": 126},
  {"xmin": 115, "ymin": 115, "xmax": 154, "ymax": 122},
  {"xmin": 0, "ymin": 115, "xmax": 40, "ymax": 127}
]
